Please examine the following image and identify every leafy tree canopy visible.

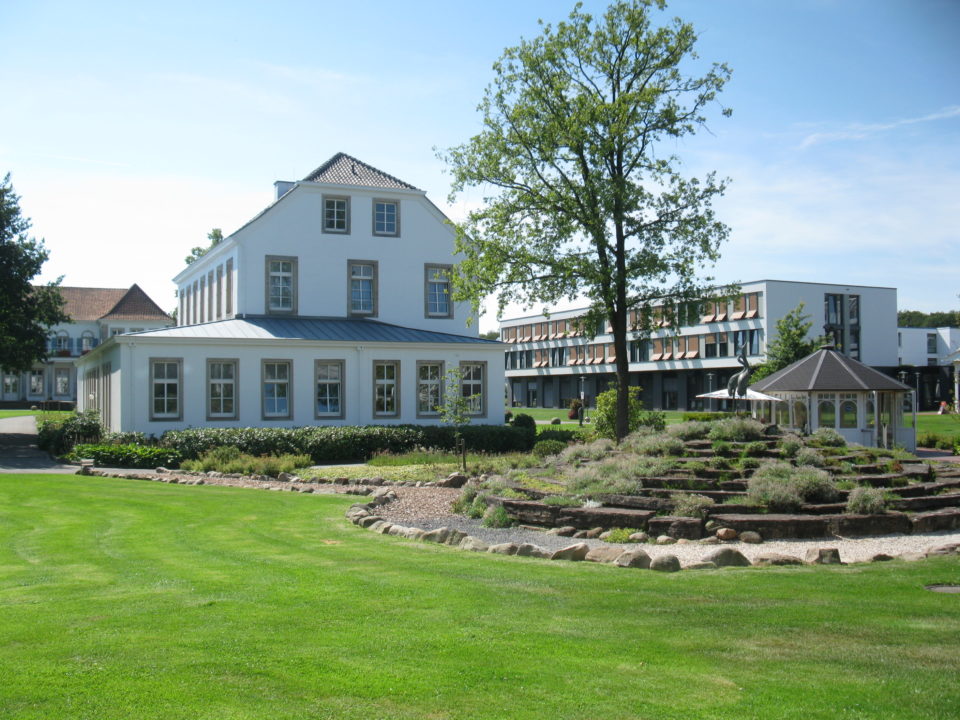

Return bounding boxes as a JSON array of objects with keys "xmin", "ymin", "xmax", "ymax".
[
  {"xmin": 750, "ymin": 303, "xmax": 824, "ymax": 382},
  {"xmin": 0, "ymin": 174, "xmax": 69, "ymax": 373},
  {"xmin": 441, "ymin": 0, "xmax": 731, "ymax": 438},
  {"xmin": 184, "ymin": 228, "xmax": 224, "ymax": 265},
  {"xmin": 897, "ymin": 309, "xmax": 959, "ymax": 328}
]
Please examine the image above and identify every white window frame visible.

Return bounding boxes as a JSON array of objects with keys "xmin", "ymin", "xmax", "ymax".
[
  {"xmin": 416, "ymin": 361, "xmax": 444, "ymax": 418},
  {"xmin": 373, "ymin": 360, "xmax": 400, "ymax": 417},
  {"xmin": 149, "ymin": 358, "xmax": 182, "ymax": 421},
  {"xmin": 262, "ymin": 360, "xmax": 292, "ymax": 420},
  {"xmin": 29, "ymin": 369, "xmax": 44, "ymax": 395},
  {"xmin": 424, "ymin": 264, "xmax": 453, "ymax": 319},
  {"xmin": 348, "ymin": 260, "xmax": 378, "ymax": 317},
  {"xmin": 265, "ymin": 255, "xmax": 297, "ymax": 315},
  {"xmin": 323, "ymin": 195, "xmax": 350, "ymax": 234},
  {"xmin": 460, "ymin": 361, "xmax": 486, "ymax": 417},
  {"xmin": 315, "ymin": 360, "xmax": 345, "ymax": 419},
  {"xmin": 207, "ymin": 359, "xmax": 238, "ymax": 420},
  {"xmin": 373, "ymin": 199, "xmax": 399, "ymax": 236}
]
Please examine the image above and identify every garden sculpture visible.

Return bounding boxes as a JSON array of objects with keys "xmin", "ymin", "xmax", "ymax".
[{"xmin": 727, "ymin": 343, "xmax": 752, "ymax": 399}]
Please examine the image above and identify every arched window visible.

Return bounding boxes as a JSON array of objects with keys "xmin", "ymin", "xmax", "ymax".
[
  {"xmin": 81, "ymin": 331, "xmax": 96, "ymax": 352},
  {"xmin": 817, "ymin": 393, "xmax": 836, "ymax": 429},
  {"xmin": 55, "ymin": 331, "xmax": 70, "ymax": 351},
  {"xmin": 839, "ymin": 393, "xmax": 858, "ymax": 428}
]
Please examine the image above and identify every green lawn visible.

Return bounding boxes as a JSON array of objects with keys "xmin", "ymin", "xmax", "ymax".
[
  {"xmin": 0, "ymin": 409, "xmax": 71, "ymax": 420},
  {"xmin": 2, "ymin": 474, "xmax": 959, "ymax": 719},
  {"xmin": 917, "ymin": 413, "xmax": 960, "ymax": 441}
]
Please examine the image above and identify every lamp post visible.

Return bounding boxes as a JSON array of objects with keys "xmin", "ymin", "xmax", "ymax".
[
  {"xmin": 914, "ymin": 371, "xmax": 921, "ymax": 412},
  {"xmin": 706, "ymin": 371, "xmax": 715, "ymax": 413},
  {"xmin": 578, "ymin": 375, "xmax": 585, "ymax": 426}
]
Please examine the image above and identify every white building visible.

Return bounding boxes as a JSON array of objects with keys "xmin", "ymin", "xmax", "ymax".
[
  {"xmin": 75, "ymin": 153, "xmax": 503, "ymax": 433},
  {"xmin": 500, "ymin": 280, "xmax": 898, "ymax": 412},
  {"xmin": 896, "ymin": 326, "xmax": 960, "ymax": 410},
  {"xmin": 0, "ymin": 285, "xmax": 172, "ymax": 407}
]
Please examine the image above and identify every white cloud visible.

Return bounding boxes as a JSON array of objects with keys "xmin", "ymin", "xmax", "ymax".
[{"xmin": 799, "ymin": 105, "xmax": 960, "ymax": 148}]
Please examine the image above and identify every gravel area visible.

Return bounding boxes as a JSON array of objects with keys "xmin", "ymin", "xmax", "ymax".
[{"xmin": 374, "ymin": 486, "xmax": 960, "ymax": 564}]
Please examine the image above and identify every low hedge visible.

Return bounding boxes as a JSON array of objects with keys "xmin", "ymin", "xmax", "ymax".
[
  {"xmin": 70, "ymin": 443, "xmax": 183, "ymax": 469},
  {"xmin": 160, "ymin": 424, "xmax": 535, "ymax": 463},
  {"xmin": 681, "ymin": 412, "xmax": 735, "ymax": 423}
]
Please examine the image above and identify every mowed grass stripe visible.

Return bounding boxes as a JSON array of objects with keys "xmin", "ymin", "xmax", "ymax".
[{"xmin": 1, "ymin": 474, "xmax": 958, "ymax": 720}]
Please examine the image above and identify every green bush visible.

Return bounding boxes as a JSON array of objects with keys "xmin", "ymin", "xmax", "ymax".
[
  {"xmin": 807, "ymin": 427, "xmax": 846, "ymax": 448},
  {"xmin": 741, "ymin": 441, "xmax": 768, "ymax": 457},
  {"xmin": 592, "ymin": 383, "xmax": 663, "ymax": 440},
  {"xmin": 452, "ymin": 486, "xmax": 479, "ymax": 514},
  {"xmin": 671, "ymin": 493, "xmax": 715, "ymax": 518},
  {"xmin": 711, "ymin": 440, "xmax": 733, "ymax": 456},
  {"xmin": 533, "ymin": 439, "xmax": 567, "ymax": 458},
  {"xmin": 681, "ymin": 412, "xmax": 735, "ymax": 422},
  {"xmin": 537, "ymin": 427, "xmax": 589, "ymax": 443},
  {"xmin": 603, "ymin": 527, "xmax": 640, "ymax": 543},
  {"xmin": 846, "ymin": 486, "xmax": 888, "ymax": 515},
  {"xmin": 37, "ymin": 410, "xmax": 103, "ymax": 455},
  {"xmin": 102, "ymin": 431, "xmax": 148, "ymax": 446},
  {"xmin": 917, "ymin": 432, "xmax": 955, "ymax": 451},
  {"xmin": 626, "ymin": 433, "xmax": 686, "ymax": 457},
  {"xmin": 746, "ymin": 461, "xmax": 837, "ymax": 510},
  {"xmin": 668, "ymin": 421, "xmax": 712, "ymax": 441},
  {"xmin": 791, "ymin": 467, "xmax": 838, "ymax": 504},
  {"xmin": 70, "ymin": 443, "xmax": 182, "ymax": 469},
  {"xmin": 558, "ymin": 439, "xmax": 615, "ymax": 464},
  {"xmin": 707, "ymin": 418, "xmax": 765, "ymax": 442},
  {"xmin": 541, "ymin": 494, "xmax": 581, "ymax": 507},
  {"xmin": 180, "ymin": 446, "xmax": 311, "ymax": 477},
  {"xmin": 780, "ymin": 434, "xmax": 804, "ymax": 458},
  {"xmin": 481, "ymin": 504, "xmax": 513, "ymax": 528},
  {"xmin": 161, "ymin": 424, "xmax": 535, "ymax": 463},
  {"xmin": 550, "ymin": 417, "xmax": 562, "ymax": 425},
  {"xmin": 794, "ymin": 447, "xmax": 825, "ymax": 468},
  {"xmin": 567, "ymin": 398, "xmax": 583, "ymax": 420},
  {"xmin": 511, "ymin": 413, "xmax": 536, "ymax": 430}
]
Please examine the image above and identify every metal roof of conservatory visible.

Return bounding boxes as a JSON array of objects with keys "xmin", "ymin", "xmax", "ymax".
[
  {"xmin": 750, "ymin": 346, "xmax": 910, "ymax": 393},
  {"xmin": 128, "ymin": 315, "xmax": 500, "ymax": 345}
]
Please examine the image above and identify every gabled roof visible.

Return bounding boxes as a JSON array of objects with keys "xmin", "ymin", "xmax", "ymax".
[
  {"xmin": 751, "ymin": 346, "xmax": 910, "ymax": 393},
  {"xmin": 100, "ymin": 284, "xmax": 173, "ymax": 322},
  {"xmin": 41, "ymin": 285, "xmax": 172, "ymax": 324},
  {"xmin": 127, "ymin": 315, "xmax": 500, "ymax": 345},
  {"xmin": 301, "ymin": 152, "xmax": 420, "ymax": 191}
]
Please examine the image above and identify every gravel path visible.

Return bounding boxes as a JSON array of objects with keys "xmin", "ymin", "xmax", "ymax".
[{"xmin": 373, "ymin": 486, "xmax": 960, "ymax": 564}]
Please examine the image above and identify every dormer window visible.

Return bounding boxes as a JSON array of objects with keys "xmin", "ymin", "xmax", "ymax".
[
  {"xmin": 323, "ymin": 195, "xmax": 350, "ymax": 234},
  {"xmin": 373, "ymin": 200, "xmax": 399, "ymax": 236}
]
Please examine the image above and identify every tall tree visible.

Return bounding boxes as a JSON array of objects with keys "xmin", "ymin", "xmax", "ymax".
[
  {"xmin": 442, "ymin": 0, "xmax": 731, "ymax": 439},
  {"xmin": 750, "ymin": 303, "xmax": 822, "ymax": 382},
  {"xmin": 0, "ymin": 174, "xmax": 68, "ymax": 373},
  {"xmin": 184, "ymin": 227, "xmax": 224, "ymax": 265}
]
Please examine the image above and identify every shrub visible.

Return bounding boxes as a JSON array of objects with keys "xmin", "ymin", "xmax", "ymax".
[
  {"xmin": 671, "ymin": 493, "xmax": 716, "ymax": 518},
  {"xmin": 846, "ymin": 486, "xmax": 888, "ymax": 515},
  {"xmin": 808, "ymin": 427, "xmax": 846, "ymax": 448},
  {"xmin": 746, "ymin": 475, "xmax": 803, "ymax": 512},
  {"xmin": 558, "ymin": 439, "xmax": 614, "ymax": 464},
  {"xmin": 780, "ymin": 434, "xmax": 804, "ymax": 458},
  {"xmin": 707, "ymin": 418, "xmax": 765, "ymax": 442},
  {"xmin": 70, "ymin": 443, "xmax": 182, "ymax": 469},
  {"xmin": 592, "ymin": 383, "xmax": 663, "ymax": 439},
  {"xmin": 711, "ymin": 440, "xmax": 733, "ymax": 456},
  {"xmin": 626, "ymin": 433, "xmax": 685, "ymax": 457},
  {"xmin": 681, "ymin": 412, "xmax": 735, "ymax": 422},
  {"xmin": 533, "ymin": 439, "xmax": 567, "ymax": 458},
  {"xmin": 791, "ymin": 467, "xmax": 838, "ymax": 504},
  {"xmin": 603, "ymin": 527, "xmax": 641, "ymax": 543},
  {"xmin": 741, "ymin": 441, "xmax": 769, "ymax": 457},
  {"xmin": 738, "ymin": 457, "xmax": 761, "ymax": 471},
  {"xmin": 179, "ymin": 446, "xmax": 311, "ymax": 477},
  {"xmin": 550, "ymin": 417, "xmax": 562, "ymax": 425},
  {"xmin": 102, "ymin": 431, "xmax": 148, "ymax": 446},
  {"xmin": 567, "ymin": 398, "xmax": 583, "ymax": 420},
  {"xmin": 668, "ymin": 421, "xmax": 712, "ymax": 441},
  {"xmin": 467, "ymin": 494, "xmax": 489, "ymax": 519},
  {"xmin": 537, "ymin": 427, "xmax": 589, "ymax": 443},
  {"xmin": 481, "ymin": 504, "xmax": 513, "ymax": 528},
  {"xmin": 511, "ymin": 413, "xmax": 536, "ymax": 430},
  {"xmin": 795, "ymin": 447, "xmax": 825, "ymax": 468},
  {"xmin": 452, "ymin": 486, "xmax": 479, "ymax": 514},
  {"xmin": 37, "ymin": 410, "xmax": 104, "ymax": 455}
]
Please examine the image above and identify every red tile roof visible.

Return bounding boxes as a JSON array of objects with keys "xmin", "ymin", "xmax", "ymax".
[{"xmin": 41, "ymin": 285, "xmax": 172, "ymax": 323}]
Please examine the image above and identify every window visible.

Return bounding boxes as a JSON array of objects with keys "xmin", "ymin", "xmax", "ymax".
[
  {"xmin": 207, "ymin": 360, "xmax": 238, "ymax": 420},
  {"xmin": 374, "ymin": 361, "xmax": 399, "ymax": 416},
  {"xmin": 216, "ymin": 265, "xmax": 223, "ymax": 319},
  {"xmin": 29, "ymin": 370, "xmax": 44, "ymax": 395},
  {"xmin": 839, "ymin": 393, "xmax": 858, "ymax": 428},
  {"xmin": 55, "ymin": 332, "xmax": 70, "ymax": 351},
  {"xmin": 262, "ymin": 361, "xmax": 292, "ymax": 419},
  {"xmin": 460, "ymin": 361, "xmax": 486, "ymax": 416},
  {"xmin": 316, "ymin": 360, "xmax": 344, "ymax": 419},
  {"xmin": 416, "ymin": 362, "xmax": 443, "ymax": 417},
  {"xmin": 629, "ymin": 339, "xmax": 650, "ymax": 363},
  {"xmin": 927, "ymin": 333, "xmax": 938, "ymax": 355},
  {"xmin": 150, "ymin": 359, "xmax": 181, "ymax": 420},
  {"xmin": 550, "ymin": 347, "xmax": 567, "ymax": 367},
  {"xmin": 323, "ymin": 195, "xmax": 350, "ymax": 233},
  {"xmin": 348, "ymin": 260, "xmax": 377, "ymax": 316},
  {"xmin": 3, "ymin": 374, "xmax": 19, "ymax": 395},
  {"xmin": 373, "ymin": 199, "xmax": 399, "ymax": 236},
  {"xmin": 110, "ymin": 328, "xmax": 124, "ymax": 337},
  {"xmin": 266, "ymin": 256, "xmax": 297, "ymax": 314},
  {"xmin": 748, "ymin": 328, "xmax": 763, "ymax": 356},
  {"xmin": 80, "ymin": 332, "xmax": 95, "ymax": 352},
  {"xmin": 225, "ymin": 258, "xmax": 234, "ymax": 315},
  {"xmin": 425, "ymin": 264, "xmax": 452, "ymax": 318},
  {"xmin": 817, "ymin": 393, "xmax": 835, "ymax": 429}
]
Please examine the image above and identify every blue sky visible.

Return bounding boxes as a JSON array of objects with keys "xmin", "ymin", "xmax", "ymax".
[{"xmin": 2, "ymin": 0, "xmax": 958, "ymax": 332}]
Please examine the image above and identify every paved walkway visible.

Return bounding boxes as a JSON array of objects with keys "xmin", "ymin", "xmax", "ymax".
[{"xmin": 0, "ymin": 415, "xmax": 80, "ymax": 474}]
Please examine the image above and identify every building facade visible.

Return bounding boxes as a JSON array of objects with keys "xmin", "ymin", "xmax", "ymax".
[
  {"xmin": 0, "ymin": 285, "xmax": 172, "ymax": 407},
  {"xmin": 76, "ymin": 153, "xmax": 503, "ymax": 433},
  {"xmin": 896, "ymin": 326, "xmax": 960, "ymax": 410},
  {"xmin": 500, "ymin": 280, "xmax": 898, "ymax": 412}
]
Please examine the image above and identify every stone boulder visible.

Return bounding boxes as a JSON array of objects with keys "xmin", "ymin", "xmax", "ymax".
[
  {"xmin": 716, "ymin": 528, "xmax": 738, "ymax": 541},
  {"xmin": 358, "ymin": 515, "xmax": 384, "ymax": 529},
  {"xmin": 739, "ymin": 531, "xmax": 763, "ymax": 544},
  {"xmin": 547, "ymin": 526, "xmax": 578, "ymax": 537},
  {"xmin": 421, "ymin": 527, "xmax": 452, "ymax": 544},
  {"xmin": 683, "ymin": 561, "xmax": 717, "ymax": 570},
  {"xmin": 703, "ymin": 547, "xmax": 752, "ymax": 568},
  {"xmin": 585, "ymin": 546, "xmax": 624, "ymax": 564},
  {"xmin": 444, "ymin": 530, "xmax": 468, "ymax": 546},
  {"xmin": 650, "ymin": 555, "xmax": 681, "ymax": 572},
  {"xmin": 925, "ymin": 543, "xmax": 960, "ymax": 557},
  {"xmin": 870, "ymin": 553, "xmax": 894, "ymax": 562},
  {"xmin": 488, "ymin": 542, "xmax": 520, "ymax": 555},
  {"xmin": 615, "ymin": 549, "xmax": 652, "ymax": 569},
  {"xmin": 439, "ymin": 473, "xmax": 469, "ymax": 488},
  {"xmin": 516, "ymin": 543, "xmax": 551, "ymax": 559},
  {"xmin": 459, "ymin": 536, "xmax": 490, "ymax": 552},
  {"xmin": 655, "ymin": 535, "xmax": 676, "ymax": 545},
  {"xmin": 551, "ymin": 543, "xmax": 590, "ymax": 561},
  {"xmin": 805, "ymin": 547, "xmax": 842, "ymax": 565},
  {"xmin": 628, "ymin": 531, "xmax": 649, "ymax": 543}
]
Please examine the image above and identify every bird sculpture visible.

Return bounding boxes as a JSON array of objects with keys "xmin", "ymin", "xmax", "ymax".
[{"xmin": 727, "ymin": 343, "xmax": 752, "ymax": 399}]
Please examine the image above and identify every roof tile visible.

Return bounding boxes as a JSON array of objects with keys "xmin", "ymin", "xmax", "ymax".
[{"xmin": 301, "ymin": 152, "xmax": 420, "ymax": 191}]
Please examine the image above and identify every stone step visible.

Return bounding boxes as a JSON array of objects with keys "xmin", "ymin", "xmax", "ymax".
[
  {"xmin": 891, "ymin": 494, "xmax": 960, "ymax": 512},
  {"xmin": 710, "ymin": 512, "xmax": 912, "ymax": 539}
]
